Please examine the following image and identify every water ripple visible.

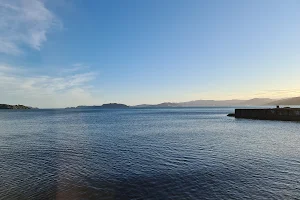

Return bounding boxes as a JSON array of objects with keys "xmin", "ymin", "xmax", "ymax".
[{"xmin": 0, "ymin": 108, "xmax": 300, "ymax": 199}]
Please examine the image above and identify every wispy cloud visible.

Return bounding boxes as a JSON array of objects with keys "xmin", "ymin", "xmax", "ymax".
[
  {"xmin": 0, "ymin": 0, "xmax": 62, "ymax": 55},
  {"xmin": 60, "ymin": 63, "xmax": 90, "ymax": 74},
  {"xmin": 0, "ymin": 2, "xmax": 101, "ymax": 107},
  {"xmin": 0, "ymin": 64, "xmax": 101, "ymax": 108}
]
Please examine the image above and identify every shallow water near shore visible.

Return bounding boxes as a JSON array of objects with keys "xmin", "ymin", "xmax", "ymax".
[{"xmin": 0, "ymin": 108, "xmax": 300, "ymax": 200}]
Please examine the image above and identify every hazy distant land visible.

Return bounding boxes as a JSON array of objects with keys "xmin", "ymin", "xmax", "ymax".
[
  {"xmin": 135, "ymin": 98, "xmax": 274, "ymax": 107},
  {"xmin": 68, "ymin": 97, "xmax": 300, "ymax": 109},
  {"xmin": 135, "ymin": 98, "xmax": 300, "ymax": 107},
  {"xmin": 265, "ymin": 97, "xmax": 300, "ymax": 106},
  {"xmin": 2, "ymin": 97, "xmax": 300, "ymax": 110}
]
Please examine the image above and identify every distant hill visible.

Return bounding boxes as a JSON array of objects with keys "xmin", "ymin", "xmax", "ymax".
[
  {"xmin": 75, "ymin": 103, "xmax": 129, "ymax": 109},
  {"xmin": 267, "ymin": 97, "xmax": 300, "ymax": 106},
  {"xmin": 69, "ymin": 98, "xmax": 280, "ymax": 109},
  {"xmin": 179, "ymin": 99, "xmax": 243, "ymax": 107},
  {"xmin": 135, "ymin": 98, "xmax": 275, "ymax": 107},
  {"xmin": 239, "ymin": 98, "xmax": 275, "ymax": 106},
  {"xmin": 0, "ymin": 104, "xmax": 32, "ymax": 109},
  {"xmin": 135, "ymin": 102, "xmax": 180, "ymax": 107}
]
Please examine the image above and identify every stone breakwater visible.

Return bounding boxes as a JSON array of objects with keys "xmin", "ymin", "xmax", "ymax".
[{"xmin": 228, "ymin": 108, "xmax": 300, "ymax": 121}]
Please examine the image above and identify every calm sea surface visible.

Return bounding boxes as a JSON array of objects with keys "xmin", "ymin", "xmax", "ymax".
[{"xmin": 0, "ymin": 108, "xmax": 300, "ymax": 200}]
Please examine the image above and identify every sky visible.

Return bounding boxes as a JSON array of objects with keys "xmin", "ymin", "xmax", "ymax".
[{"xmin": 0, "ymin": 0, "xmax": 299, "ymax": 108}]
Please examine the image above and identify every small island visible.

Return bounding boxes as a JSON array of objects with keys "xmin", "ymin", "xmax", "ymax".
[
  {"xmin": 71, "ymin": 103, "xmax": 130, "ymax": 109},
  {"xmin": 101, "ymin": 103, "xmax": 129, "ymax": 108},
  {"xmin": 0, "ymin": 104, "xmax": 32, "ymax": 109}
]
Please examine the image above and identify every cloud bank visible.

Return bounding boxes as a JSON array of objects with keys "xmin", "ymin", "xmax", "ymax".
[
  {"xmin": 0, "ymin": 0, "xmax": 61, "ymax": 55},
  {"xmin": 0, "ymin": 64, "xmax": 100, "ymax": 108}
]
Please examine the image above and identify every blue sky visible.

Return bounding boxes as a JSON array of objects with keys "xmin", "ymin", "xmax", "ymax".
[{"xmin": 0, "ymin": 0, "xmax": 299, "ymax": 108}]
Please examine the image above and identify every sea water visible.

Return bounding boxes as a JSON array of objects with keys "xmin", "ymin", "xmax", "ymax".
[{"xmin": 0, "ymin": 108, "xmax": 300, "ymax": 199}]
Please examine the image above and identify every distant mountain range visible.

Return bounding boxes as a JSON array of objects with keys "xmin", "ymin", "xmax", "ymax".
[
  {"xmin": 4, "ymin": 97, "xmax": 300, "ymax": 110},
  {"xmin": 135, "ymin": 98, "xmax": 277, "ymax": 107},
  {"xmin": 68, "ymin": 97, "xmax": 300, "ymax": 109},
  {"xmin": 266, "ymin": 97, "xmax": 300, "ymax": 106}
]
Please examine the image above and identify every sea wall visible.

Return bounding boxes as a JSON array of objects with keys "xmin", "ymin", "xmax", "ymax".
[{"xmin": 235, "ymin": 108, "xmax": 300, "ymax": 121}]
